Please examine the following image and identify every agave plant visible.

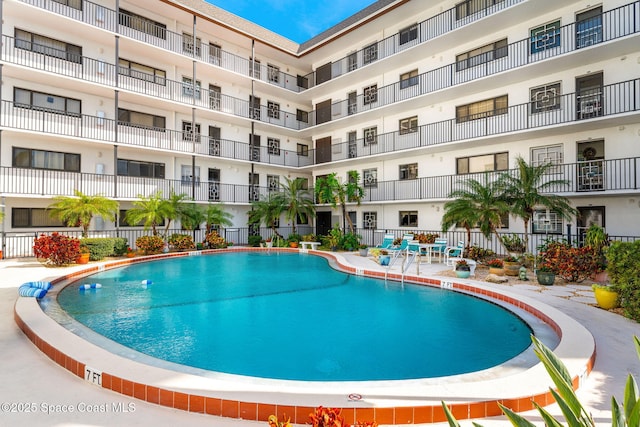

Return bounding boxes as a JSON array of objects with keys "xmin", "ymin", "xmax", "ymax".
[{"xmin": 442, "ymin": 335, "xmax": 640, "ymax": 427}]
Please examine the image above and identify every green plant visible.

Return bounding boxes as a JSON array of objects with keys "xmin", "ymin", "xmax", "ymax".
[
  {"xmin": 442, "ymin": 335, "xmax": 640, "ymax": 427},
  {"xmin": 287, "ymin": 233, "xmax": 302, "ymax": 244},
  {"xmin": 135, "ymin": 235, "xmax": 165, "ymax": 254},
  {"xmin": 204, "ymin": 230, "xmax": 227, "ymax": 249},
  {"xmin": 125, "ymin": 191, "xmax": 172, "ymax": 236},
  {"xmin": 501, "ymin": 233, "xmax": 526, "ymax": 253},
  {"xmin": 538, "ymin": 240, "xmax": 600, "ymax": 283},
  {"xmin": 456, "ymin": 259, "xmax": 470, "ymax": 271},
  {"xmin": 279, "ymin": 176, "xmax": 316, "ymax": 234},
  {"xmin": 168, "ymin": 233, "xmax": 195, "ymax": 251},
  {"xmin": 47, "ymin": 190, "xmax": 119, "ymax": 238},
  {"xmin": 584, "ymin": 224, "xmax": 609, "ymax": 273},
  {"xmin": 112, "ymin": 237, "xmax": 129, "ymax": 256},
  {"xmin": 467, "ymin": 245, "xmax": 495, "ymax": 262},
  {"xmin": 314, "ymin": 171, "xmax": 364, "ymax": 234},
  {"xmin": 341, "ymin": 232, "xmax": 361, "ymax": 251},
  {"xmin": 607, "ymin": 240, "xmax": 640, "ymax": 322},
  {"xmin": 358, "ymin": 243, "xmax": 368, "ymax": 250},
  {"xmin": 80, "ymin": 237, "xmax": 116, "ymax": 260},
  {"xmin": 33, "ymin": 233, "xmax": 81, "ymax": 266},
  {"xmin": 486, "ymin": 258, "xmax": 504, "ymax": 268},
  {"xmin": 326, "ymin": 225, "xmax": 343, "ymax": 249},
  {"xmin": 415, "ymin": 232, "xmax": 439, "ymax": 244},
  {"xmin": 503, "ymin": 255, "xmax": 520, "ymax": 263},
  {"xmin": 302, "ymin": 234, "xmax": 317, "ymax": 242},
  {"xmin": 247, "ymin": 235, "xmax": 263, "ymax": 247}
]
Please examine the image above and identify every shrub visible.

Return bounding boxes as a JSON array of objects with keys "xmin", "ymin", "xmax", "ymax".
[
  {"xmin": 467, "ymin": 245, "xmax": 494, "ymax": 262},
  {"xmin": 486, "ymin": 258, "xmax": 504, "ymax": 268},
  {"xmin": 33, "ymin": 233, "xmax": 80, "ymax": 266},
  {"xmin": 501, "ymin": 233, "xmax": 526, "ymax": 253},
  {"xmin": 135, "ymin": 235, "xmax": 165, "ymax": 254},
  {"xmin": 341, "ymin": 232, "xmax": 361, "ymax": 251},
  {"xmin": 80, "ymin": 237, "xmax": 115, "ymax": 260},
  {"xmin": 247, "ymin": 235, "xmax": 262, "ymax": 247},
  {"xmin": 112, "ymin": 237, "xmax": 129, "ymax": 256},
  {"xmin": 607, "ymin": 240, "xmax": 640, "ymax": 322},
  {"xmin": 168, "ymin": 233, "xmax": 195, "ymax": 251},
  {"xmin": 287, "ymin": 233, "xmax": 302, "ymax": 243},
  {"xmin": 415, "ymin": 232, "xmax": 439, "ymax": 244},
  {"xmin": 205, "ymin": 230, "xmax": 227, "ymax": 248},
  {"xmin": 538, "ymin": 240, "xmax": 600, "ymax": 283},
  {"xmin": 302, "ymin": 234, "xmax": 317, "ymax": 242}
]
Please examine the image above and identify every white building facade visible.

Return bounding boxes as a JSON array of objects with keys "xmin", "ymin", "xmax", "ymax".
[{"xmin": 1, "ymin": 0, "xmax": 639, "ymax": 257}]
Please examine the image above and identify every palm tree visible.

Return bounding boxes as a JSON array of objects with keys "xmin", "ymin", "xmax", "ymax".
[
  {"xmin": 280, "ymin": 176, "xmax": 316, "ymax": 234},
  {"xmin": 125, "ymin": 191, "xmax": 172, "ymax": 236},
  {"xmin": 445, "ymin": 175, "xmax": 510, "ymax": 251},
  {"xmin": 248, "ymin": 192, "xmax": 285, "ymax": 238},
  {"xmin": 163, "ymin": 190, "xmax": 190, "ymax": 236},
  {"xmin": 500, "ymin": 156, "xmax": 577, "ymax": 250},
  {"xmin": 179, "ymin": 203, "xmax": 205, "ymax": 231},
  {"xmin": 314, "ymin": 171, "xmax": 364, "ymax": 234},
  {"xmin": 203, "ymin": 203, "xmax": 233, "ymax": 234},
  {"xmin": 441, "ymin": 197, "xmax": 480, "ymax": 253},
  {"xmin": 48, "ymin": 190, "xmax": 119, "ymax": 237}
]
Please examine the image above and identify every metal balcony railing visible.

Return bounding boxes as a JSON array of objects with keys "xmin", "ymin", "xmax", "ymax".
[
  {"xmin": 0, "ymin": 100, "xmax": 314, "ymax": 167},
  {"xmin": 1, "ymin": 157, "xmax": 637, "ymax": 204},
  {"xmin": 309, "ymin": 77, "xmax": 640, "ymax": 163},
  {"xmin": 307, "ymin": 0, "xmax": 640, "ymax": 125},
  {"xmin": 0, "ymin": 35, "xmax": 310, "ymax": 131}
]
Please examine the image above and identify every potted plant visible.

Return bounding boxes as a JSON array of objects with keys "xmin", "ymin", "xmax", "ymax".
[
  {"xmin": 126, "ymin": 247, "xmax": 136, "ymax": 258},
  {"xmin": 584, "ymin": 224, "xmax": 609, "ymax": 282},
  {"xmin": 501, "ymin": 233, "xmax": 526, "ymax": 255},
  {"xmin": 358, "ymin": 244, "xmax": 369, "ymax": 257},
  {"xmin": 378, "ymin": 249, "xmax": 390, "ymax": 266},
  {"xmin": 455, "ymin": 259, "xmax": 471, "ymax": 278},
  {"xmin": 503, "ymin": 255, "xmax": 521, "ymax": 276},
  {"xmin": 76, "ymin": 246, "xmax": 90, "ymax": 264},
  {"xmin": 486, "ymin": 258, "xmax": 504, "ymax": 275},
  {"xmin": 287, "ymin": 233, "xmax": 301, "ymax": 248},
  {"xmin": 536, "ymin": 264, "xmax": 556, "ymax": 286},
  {"xmin": 592, "ymin": 283, "xmax": 619, "ymax": 310}
]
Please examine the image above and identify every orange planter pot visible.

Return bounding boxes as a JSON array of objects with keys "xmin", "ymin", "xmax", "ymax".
[
  {"xmin": 289, "ymin": 242, "xmax": 299, "ymax": 248},
  {"xmin": 76, "ymin": 254, "xmax": 90, "ymax": 264},
  {"xmin": 126, "ymin": 252, "xmax": 136, "ymax": 258}
]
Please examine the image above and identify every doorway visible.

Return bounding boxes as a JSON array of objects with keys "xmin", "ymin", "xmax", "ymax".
[{"xmin": 316, "ymin": 211, "xmax": 332, "ymax": 236}]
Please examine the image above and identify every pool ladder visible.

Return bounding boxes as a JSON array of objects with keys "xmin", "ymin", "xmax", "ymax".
[{"xmin": 384, "ymin": 248, "xmax": 421, "ymax": 284}]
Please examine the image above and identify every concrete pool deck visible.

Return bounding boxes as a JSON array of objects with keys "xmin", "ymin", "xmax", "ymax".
[{"xmin": 1, "ymin": 250, "xmax": 638, "ymax": 427}]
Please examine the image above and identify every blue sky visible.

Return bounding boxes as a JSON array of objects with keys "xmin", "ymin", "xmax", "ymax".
[{"xmin": 205, "ymin": 0, "xmax": 377, "ymax": 43}]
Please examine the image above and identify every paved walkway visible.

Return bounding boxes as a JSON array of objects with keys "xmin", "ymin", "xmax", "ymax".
[{"xmin": 1, "ymin": 254, "xmax": 638, "ymax": 426}]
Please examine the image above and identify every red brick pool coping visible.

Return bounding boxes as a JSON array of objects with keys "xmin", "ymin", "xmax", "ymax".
[{"xmin": 14, "ymin": 248, "xmax": 596, "ymax": 425}]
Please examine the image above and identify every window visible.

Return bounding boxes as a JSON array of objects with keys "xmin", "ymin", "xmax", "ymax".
[
  {"xmin": 296, "ymin": 109, "xmax": 309, "ymax": 123},
  {"xmin": 267, "ymin": 175, "xmax": 279, "ymax": 192},
  {"xmin": 119, "ymin": 9, "xmax": 166, "ymax": 39},
  {"xmin": 532, "ymin": 209, "xmax": 562, "ymax": 234},
  {"xmin": 209, "ymin": 43, "xmax": 222, "ymax": 65},
  {"xmin": 119, "ymin": 209, "xmax": 165, "ymax": 227},
  {"xmin": 364, "ymin": 127, "xmax": 377, "ymax": 146},
  {"xmin": 182, "ymin": 32, "xmax": 201, "ymax": 56},
  {"xmin": 52, "ymin": 0, "xmax": 82, "ymax": 10},
  {"xmin": 14, "ymin": 88, "xmax": 81, "ymax": 117},
  {"xmin": 576, "ymin": 7, "xmax": 603, "ymax": 49},
  {"xmin": 363, "ymin": 212, "xmax": 377, "ymax": 230},
  {"xmin": 456, "ymin": 95, "xmax": 508, "ymax": 123},
  {"xmin": 181, "ymin": 165, "xmax": 200, "ymax": 184},
  {"xmin": 456, "ymin": 39, "xmax": 508, "ymax": 71},
  {"xmin": 15, "ymin": 29, "xmax": 82, "ymax": 63},
  {"xmin": 363, "ymin": 168, "xmax": 377, "ymax": 187},
  {"xmin": 267, "ymin": 101, "xmax": 280, "ymax": 119},
  {"xmin": 117, "ymin": 159, "xmax": 165, "ymax": 178},
  {"xmin": 456, "ymin": 152, "xmax": 508, "ymax": 174},
  {"xmin": 119, "ymin": 59, "xmax": 166, "ymax": 85},
  {"xmin": 348, "ymin": 52, "xmax": 357, "ymax": 71},
  {"xmin": 363, "ymin": 84, "xmax": 378, "ymax": 105},
  {"xmin": 268, "ymin": 138, "xmax": 281, "ymax": 155},
  {"xmin": 400, "ymin": 69, "xmax": 419, "ymax": 89},
  {"xmin": 399, "ymin": 163, "xmax": 418, "ymax": 180},
  {"xmin": 209, "ymin": 85, "xmax": 221, "ymax": 110},
  {"xmin": 530, "ymin": 83, "xmax": 561, "ymax": 113},
  {"xmin": 250, "ymin": 58, "xmax": 261, "ymax": 79},
  {"xmin": 399, "ymin": 116, "xmax": 418, "ymax": 134},
  {"xmin": 182, "ymin": 121, "xmax": 201, "ymax": 142},
  {"xmin": 12, "ymin": 208, "xmax": 64, "ymax": 228},
  {"xmin": 13, "ymin": 147, "xmax": 80, "ymax": 172},
  {"xmin": 267, "ymin": 64, "xmax": 280, "ymax": 83},
  {"xmin": 182, "ymin": 77, "xmax": 201, "ymax": 99},
  {"xmin": 399, "ymin": 24, "xmax": 418, "ymax": 45},
  {"xmin": 530, "ymin": 20, "xmax": 560, "ymax": 54},
  {"xmin": 531, "ymin": 145, "xmax": 563, "ymax": 173},
  {"xmin": 456, "ymin": 0, "xmax": 505, "ymax": 20},
  {"xmin": 399, "ymin": 211, "xmax": 418, "ymax": 227},
  {"xmin": 363, "ymin": 43, "xmax": 378, "ymax": 65},
  {"xmin": 118, "ymin": 108, "xmax": 165, "ymax": 129},
  {"xmin": 297, "ymin": 143, "xmax": 309, "ymax": 156}
]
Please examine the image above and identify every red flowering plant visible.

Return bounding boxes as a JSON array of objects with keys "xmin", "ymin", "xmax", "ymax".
[
  {"xmin": 538, "ymin": 240, "xmax": 600, "ymax": 283},
  {"xmin": 309, "ymin": 407, "xmax": 347, "ymax": 427},
  {"xmin": 135, "ymin": 235, "xmax": 165, "ymax": 255},
  {"xmin": 33, "ymin": 232, "xmax": 81, "ymax": 266},
  {"xmin": 486, "ymin": 258, "xmax": 504, "ymax": 268}
]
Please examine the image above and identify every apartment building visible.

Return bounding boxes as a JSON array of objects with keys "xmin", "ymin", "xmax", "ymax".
[{"xmin": 1, "ymin": 0, "xmax": 639, "ymax": 257}]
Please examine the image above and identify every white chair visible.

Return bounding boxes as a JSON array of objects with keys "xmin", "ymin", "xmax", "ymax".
[{"xmin": 444, "ymin": 241, "xmax": 465, "ymax": 266}]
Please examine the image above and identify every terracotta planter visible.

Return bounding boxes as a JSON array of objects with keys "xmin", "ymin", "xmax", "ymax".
[
  {"xmin": 593, "ymin": 271, "xmax": 608, "ymax": 283},
  {"xmin": 76, "ymin": 253, "xmax": 90, "ymax": 264},
  {"xmin": 593, "ymin": 286, "xmax": 619, "ymax": 309},
  {"xmin": 289, "ymin": 242, "xmax": 299, "ymax": 248},
  {"xmin": 126, "ymin": 252, "xmax": 135, "ymax": 258},
  {"xmin": 489, "ymin": 267, "xmax": 505, "ymax": 276}
]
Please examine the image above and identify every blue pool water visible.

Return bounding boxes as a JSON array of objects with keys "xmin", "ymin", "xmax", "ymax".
[{"xmin": 57, "ymin": 252, "xmax": 532, "ymax": 381}]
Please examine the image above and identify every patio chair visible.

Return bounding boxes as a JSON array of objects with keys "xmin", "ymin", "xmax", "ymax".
[
  {"xmin": 444, "ymin": 241, "xmax": 465, "ymax": 266},
  {"xmin": 428, "ymin": 238, "xmax": 448, "ymax": 263},
  {"xmin": 376, "ymin": 233, "xmax": 395, "ymax": 249}
]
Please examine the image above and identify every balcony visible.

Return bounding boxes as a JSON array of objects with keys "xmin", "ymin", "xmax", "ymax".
[
  {"xmin": 1, "ymin": 157, "xmax": 637, "ymax": 203},
  {"xmin": 0, "ymin": 35, "xmax": 310, "ymax": 131},
  {"xmin": 306, "ymin": 78, "xmax": 640, "ymax": 163},
  {"xmin": 0, "ymin": 100, "xmax": 314, "ymax": 167},
  {"xmin": 307, "ymin": 0, "xmax": 640, "ymax": 126}
]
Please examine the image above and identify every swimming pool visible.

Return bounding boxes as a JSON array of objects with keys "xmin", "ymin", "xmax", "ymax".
[{"xmin": 57, "ymin": 252, "xmax": 532, "ymax": 381}]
